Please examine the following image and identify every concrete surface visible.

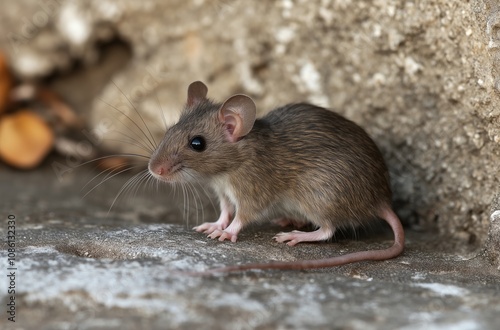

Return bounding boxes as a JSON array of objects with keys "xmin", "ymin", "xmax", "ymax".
[
  {"xmin": 1, "ymin": 0, "xmax": 499, "ymax": 264},
  {"xmin": 0, "ymin": 160, "xmax": 499, "ymax": 329}
]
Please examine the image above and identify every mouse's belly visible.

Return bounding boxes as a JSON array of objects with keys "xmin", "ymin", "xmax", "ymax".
[
  {"xmin": 256, "ymin": 190, "xmax": 379, "ymax": 230},
  {"xmin": 260, "ymin": 197, "xmax": 311, "ymax": 222}
]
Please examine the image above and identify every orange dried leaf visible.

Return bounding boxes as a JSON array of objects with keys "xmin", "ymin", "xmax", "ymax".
[
  {"xmin": 0, "ymin": 110, "xmax": 55, "ymax": 169},
  {"xmin": 37, "ymin": 88, "xmax": 81, "ymax": 128},
  {"xmin": 0, "ymin": 52, "xmax": 12, "ymax": 114}
]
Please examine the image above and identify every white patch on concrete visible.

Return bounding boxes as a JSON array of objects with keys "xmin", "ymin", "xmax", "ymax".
[
  {"xmin": 300, "ymin": 61, "xmax": 322, "ymax": 94},
  {"xmin": 298, "ymin": 61, "xmax": 329, "ymax": 106},
  {"xmin": 238, "ymin": 62, "xmax": 264, "ymax": 95},
  {"xmin": 370, "ymin": 72, "xmax": 386, "ymax": 86},
  {"xmin": 96, "ymin": 1, "xmax": 122, "ymax": 20},
  {"xmin": 387, "ymin": 5, "xmax": 396, "ymax": 17},
  {"xmin": 372, "ymin": 24, "xmax": 382, "ymax": 38},
  {"xmin": 318, "ymin": 6, "xmax": 334, "ymax": 25},
  {"xmin": 388, "ymin": 29, "xmax": 404, "ymax": 50},
  {"xmin": 275, "ymin": 27, "xmax": 295, "ymax": 44},
  {"xmin": 15, "ymin": 52, "xmax": 52, "ymax": 77},
  {"xmin": 0, "ymin": 245, "xmax": 202, "ymax": 315},
  {"xmin": 491, "ymin": 210, "xmax": 500, "ymax": 222},
  {"xmin": 280, "ymin": 0, "xmax": 294, "ymax": 18},
  {"xmin": 411, "ymin": 272, "xmax": 426, "ymax": 280},
  {"xmin": 404, "ymin": 57, "xmax": 422, "ymax": 76},
  {"xmin": 401, "ymin": 315, "xmax": 481, "ymax": 330},
  {"xmin": 351, "ymin": 274, "xmax": 373, "ymax": 281},
  {"xmin": 414, "ymin": 283, "xmax": 469, "ymax": 297},
  {"xmin": 58, "ymin": 3, "xmax": 91, "ymax": 46},
  {"xmin": 234, "ymin": 38, "xmax": 264, "ymax": 95}
]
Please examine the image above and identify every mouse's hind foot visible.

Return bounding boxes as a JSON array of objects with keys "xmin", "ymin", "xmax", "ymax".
[{"xmin": 273, "ymin": 227, "xmax": 335, "ymax": 246}]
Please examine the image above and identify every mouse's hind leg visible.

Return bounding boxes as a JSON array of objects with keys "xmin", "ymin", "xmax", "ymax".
[{"xmin": 273, "ymin": 226, "xmax": 335, "ymax": 246}]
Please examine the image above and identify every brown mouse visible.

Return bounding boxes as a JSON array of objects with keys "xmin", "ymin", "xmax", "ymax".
[{"xmin": 148, "ymin": 81, "xmax": 404, "ymax": 273}]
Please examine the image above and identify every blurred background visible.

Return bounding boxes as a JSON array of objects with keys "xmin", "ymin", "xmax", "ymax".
[{"xmin": 0, "ymin": 0, "xmax": 499, "ymax": 261}]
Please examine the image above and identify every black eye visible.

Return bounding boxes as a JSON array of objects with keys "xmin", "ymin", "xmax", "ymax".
[{"xmin": 190, "ymin": 136, "xmax": 206, "ymax": 151}]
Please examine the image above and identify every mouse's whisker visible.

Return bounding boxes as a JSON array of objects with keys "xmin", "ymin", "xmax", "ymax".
[
  {"xmin": 104, "ymin": 133, "xmax": 154, "ymax": 155},
  {"xmin": 197, "ymin": 180, "xmax": 217, "ymax": 221},
  {"xmin": 187, "ymin": 181, "xmax": 203, "ymax": 228},
  {"xmin": 186, "ymin": 184, "xmax": 193, "ymax": 227},
  {"xmin": 124, "ymin": 170, "xmax": 144, "ymax": 200},
  {"xmin": 128, "ymin": 170, "xmax": 151, "ymax": 202},
  {"xmin": 181, "ymin": 183, "xmax": 188, "ymax": 226},
  {"xmin": 184, "ymin": 172, "xmax": 215, "ymax": 224},
  {"xmin": 83, "ymin": 164, "xmax": 145, "ymax": 199},
  {"xmin": 185, "ymin": 183, "xmax": 193, "ymax": 229},
  {"xmin": 152, "ymin": 174, "xmax": 160, "ymax": 193},
  {"xmin": 81, "ymin": 161, "xmax": 130, "ymax": 193},
  {"xmin": 108, "ymin": 169, "xmax": 149, "ymax": 214},
  {"xmin": 193, "ymin": 183, "xmax": 204, "ymax": 226},
  {"xmin": 141, "ymin": 171, "xmax": 155, "ymax": 194},
  {"xmin": 97, "ymin": 97, "xmax": 156, "ymax": 153},
  {"xmin": 70, "ymin": 154, "xmax": 149, "ymax": 172},
  {"xmin": 173, "ymin": 181, "xmax": 179, "ymax": 201},
  {"xmin": 185, "ymin": 184, "xmax": 192, "ymax": 228},
  {"xmin": 144, "ymin": 171, "xmax": 154, "ymax": 192},
  {"xmin": 154, "ymin": 90, "xmax": 169, "ymax": 133},
  {"xmin": 110, "ymin": 80, "xmax": 159, "ymax": 150}
]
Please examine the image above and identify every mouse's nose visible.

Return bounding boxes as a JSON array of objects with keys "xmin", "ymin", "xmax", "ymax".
[
  {"xmin": 148, "ymin": 163, "xmax": 165, "ymax": 176},
  {"xmin": 149, "ymin": 155, "xmax": 180, "ymax": 181}
]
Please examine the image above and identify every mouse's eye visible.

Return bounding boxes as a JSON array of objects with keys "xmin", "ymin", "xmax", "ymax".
[{"xmin": 190, "ymin": 136, "xmax": 206, "ymax": 152}]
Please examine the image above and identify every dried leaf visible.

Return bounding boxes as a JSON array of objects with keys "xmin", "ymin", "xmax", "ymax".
[
  {"xmin": 0, "ymin": 110, "xmax": 55, "ymax": 169},
  {"xmin": 0, "ymin": 52, "xmax": 12, "ymax": 114},
  {"xmin": 10, "ymin": 84, "xmax": 81, "ymax": 130},
  {"xmin": 37, "ymin": 87, "xmax": 81, "ymax": 129}
]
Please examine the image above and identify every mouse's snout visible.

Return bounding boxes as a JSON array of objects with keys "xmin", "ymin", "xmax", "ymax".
[
  {"xmin": 148, "ymin": 154, "xmax": 182, "ymax": 182},
  {"xmin": 148, "ymin": 162, "xmax": 165, "ymax": 176}
]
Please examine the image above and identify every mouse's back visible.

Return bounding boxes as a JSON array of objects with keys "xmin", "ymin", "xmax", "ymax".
[{"xmin": 243, "ymin": 103, "xmax": 392, "ymax": 226}]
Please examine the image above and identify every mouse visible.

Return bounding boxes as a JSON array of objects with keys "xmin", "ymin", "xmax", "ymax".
[{"xmin": 148, "ymin": 81, "xmax": 404, "ymax": 273}]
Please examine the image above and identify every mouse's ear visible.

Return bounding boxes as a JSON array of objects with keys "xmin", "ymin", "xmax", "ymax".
[
  {"xmin": 187, "ymin": 81, "xmax": 208, "ymax": 106},
  {"xmin": 218, "ymin": 94, "xmax": 256, "ymax": 142}
]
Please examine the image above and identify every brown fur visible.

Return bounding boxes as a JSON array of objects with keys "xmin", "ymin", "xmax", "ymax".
[
  {"xmin": 150, "ymin": 100, "xmax": 391, "ymax": 229},
  {"xmin": 149, "ymin": 81, "xmax": 404, "ymax": 273}
]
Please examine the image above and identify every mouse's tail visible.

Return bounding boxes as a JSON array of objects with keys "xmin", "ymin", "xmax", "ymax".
[{"xmin": 198, "ymin": 206, "xmax": 404, "ymax": 275}]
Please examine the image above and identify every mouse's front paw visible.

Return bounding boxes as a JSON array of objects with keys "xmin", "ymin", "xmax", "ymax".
[
  {"xmin": 208, "ymin": 229, "xmax": 238, "ymax": 243},
  {"xmin": 193, "ymin": 222, "xmax": 222, "ymax": 235}
]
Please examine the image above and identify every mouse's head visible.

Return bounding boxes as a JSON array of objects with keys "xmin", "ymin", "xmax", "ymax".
[{"xmin": 149, "ymin": 81, "xmax": 256, "ymax": 183}]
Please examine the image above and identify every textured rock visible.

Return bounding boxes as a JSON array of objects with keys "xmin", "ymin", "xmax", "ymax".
[
  {"xmin": 0, "ymin": 1, "xmax": 499, "ymax": 262},
  {"xmin": 1, "ymin": 163, "xmax": 500, "ymax": 329},
  {"xmin": 488, "ymin": 191, "xmax": 500, "ymax": 264}
]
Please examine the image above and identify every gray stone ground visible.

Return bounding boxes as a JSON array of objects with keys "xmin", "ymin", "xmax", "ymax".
[
  {"xmin": 2, "ymin": 0, "xmax": 500, "ymax": 261},
  {"xmin": 0, "ymin": 160, "xmax": 499, "ymax": 330}
]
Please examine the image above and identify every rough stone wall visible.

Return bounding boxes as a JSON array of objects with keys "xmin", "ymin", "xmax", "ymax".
[
  {"xmin": 477, "ymin": 0, "xmax": 500, "ymax": 265},
  {"xmin": 1, "ymin": 0, "xmax": 499, "ymax": 263}
]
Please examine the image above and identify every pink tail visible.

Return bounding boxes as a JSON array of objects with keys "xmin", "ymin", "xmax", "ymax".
[{"xmin": 200, "ymin": 206, "xmax": 404, "ymax": 274}]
